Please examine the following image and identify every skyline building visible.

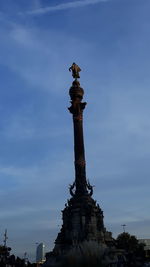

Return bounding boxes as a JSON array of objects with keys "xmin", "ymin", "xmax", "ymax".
[
  {"xmin": 36, "ymin": 243, "xmax": 45, "ymax": 264},
  {"xmin": 139, "ymin": 239, "xmax": 150, "ymax": 258}
]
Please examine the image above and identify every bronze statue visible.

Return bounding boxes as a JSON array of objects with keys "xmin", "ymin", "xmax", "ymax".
[{"xmin": 69, "ymin": 62, "xmax": 81, "ymax": 79}]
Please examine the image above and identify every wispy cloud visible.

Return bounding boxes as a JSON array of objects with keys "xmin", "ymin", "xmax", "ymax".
[{"xmin": 23, "ymin": 0, "xmax": 109, "ymax": 15}]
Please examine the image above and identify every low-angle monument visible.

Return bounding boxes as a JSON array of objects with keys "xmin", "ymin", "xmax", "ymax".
[{"xmin": 44, "ymin": 64, "xmax": 113, "ymax": 267}]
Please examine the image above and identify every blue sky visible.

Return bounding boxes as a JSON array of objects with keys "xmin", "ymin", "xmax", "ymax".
[{"xmin": 0, "ymin": 0, "xmax": 150, "ymax": 262}]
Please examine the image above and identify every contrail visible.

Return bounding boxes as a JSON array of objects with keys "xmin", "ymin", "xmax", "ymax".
[{"xmin": 24, "ymin": 0, "xmax": 109, "ymax": 16}]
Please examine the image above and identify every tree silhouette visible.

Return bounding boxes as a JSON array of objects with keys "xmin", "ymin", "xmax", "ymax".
[{"xmin": 116, "ymin": 232, "xmax": 146, "ymax": 266}]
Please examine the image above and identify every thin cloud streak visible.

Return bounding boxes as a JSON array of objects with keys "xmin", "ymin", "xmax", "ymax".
[{"xmin": 23, "ymin": 0, "xmax": 109, "ymax": 15}]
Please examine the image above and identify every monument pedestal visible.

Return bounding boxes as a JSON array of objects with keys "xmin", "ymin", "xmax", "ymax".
[
  {"xmin": 44, "ymin": 194, "xmax": 114, "ymax": 267},
  {"xmin": 54, "ymin": 194, "xmax": 112, "ymax": 253}
]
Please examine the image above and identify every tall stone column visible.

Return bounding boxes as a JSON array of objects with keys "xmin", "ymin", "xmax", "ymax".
[
  {"xmin": 68, "ymin": 63, "xmax": 93, "ymax": 197},
  {"xmin": 68, "ymin": 79, "xmax": 88, "ymax": 196}
]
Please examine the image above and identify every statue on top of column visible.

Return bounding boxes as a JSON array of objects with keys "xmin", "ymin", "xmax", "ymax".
[{"xmin": 69, "ymin": 63, "xmax": 81, "ymax": 79}]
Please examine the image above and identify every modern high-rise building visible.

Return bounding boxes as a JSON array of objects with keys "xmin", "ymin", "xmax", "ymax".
[{"xmin": 36, "ymin": 243, "xmax": 45, "ymax": 264}]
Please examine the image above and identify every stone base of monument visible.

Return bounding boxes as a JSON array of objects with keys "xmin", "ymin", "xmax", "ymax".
[
  {"xmin": 44, "ymin": 241, "xmax": 106, "ymax": 267},
  {"xmin": 43, "ymin": 194, "xmax": 118, "ymax": 267},
  {"xmin": 43, "ymin": 241, "xmax": 124, "ymax": 267},
  {"xmin": 55, "ymin": 194, "xmax": 113, "ymax": 248}
]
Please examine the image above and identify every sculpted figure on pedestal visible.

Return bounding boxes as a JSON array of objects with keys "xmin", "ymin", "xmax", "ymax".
[{"xmin": 69, "ymin": 62, "xmax": 81, "ymax": 79}]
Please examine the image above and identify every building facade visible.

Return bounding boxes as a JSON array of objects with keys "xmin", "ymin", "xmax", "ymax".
[{"xmin": 36, "ymin": 243, "xmax": 45, "ymax": 264}]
